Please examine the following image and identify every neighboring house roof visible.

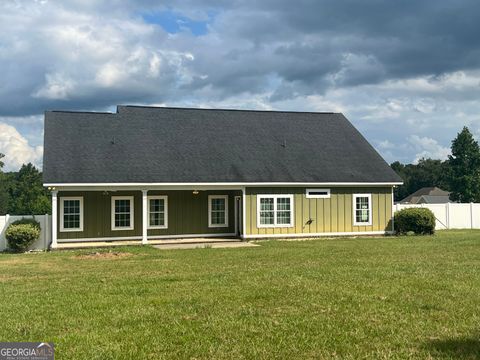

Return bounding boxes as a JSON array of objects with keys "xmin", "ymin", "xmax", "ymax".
[
  {"xmin": 399, "ymin": 187, "xmax": 451, "ymax": 204},
  {"xmin": 43, "ymin": 106, "xmax": 402, "ymax": 184},
  {"xmin": 417, "ymin": 195, "xmax": 452, "ymax": 204}
]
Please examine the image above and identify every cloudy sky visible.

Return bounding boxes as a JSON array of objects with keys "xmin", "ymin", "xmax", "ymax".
[{"xmin": 1, "ymin": 0, "xmax": 479, "ymax": 171}]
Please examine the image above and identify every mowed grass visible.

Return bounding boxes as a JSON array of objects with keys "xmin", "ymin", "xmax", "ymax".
[{"xmin": 1, "ymin": 231, "xmax": 479, "ymax": 359}]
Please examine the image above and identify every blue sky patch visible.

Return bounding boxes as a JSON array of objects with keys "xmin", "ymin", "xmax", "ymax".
[{"xmin": 142, "ymin": 10, "xmax": 215, "ymax": 36}]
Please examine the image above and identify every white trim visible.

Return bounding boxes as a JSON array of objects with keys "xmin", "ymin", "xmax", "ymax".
[
  {"xmin": 234, "ymin": 196, "xmax": 241, "ymax": 235},
  {"xmin": 208, "ymin": 195, "xmax": 229, "ymax": 228},
  {"xmin": 242, "ymin": 187, "xmax": 246, "ymax": 239},
  {"xmin": 51, "ymin": 191, "xmax": 58, "ymax": 248},
  {"xmin": 391, "ymin": 186, "xmax": 395, "ymax": 233},
  {"xmin": 111, "ymin": 196, "xmax": 135, "ymax": 231},
  {"xmin": 142, "ymin": 190, "xmax": 148, "ymax": 245},
  {"xmin": 57, "ymin": 233, "xmax": 236, "ymax": 243},
  {"xmin": 148, "ymin": 233, "xmax": 236, "ymax": 240},
  {"xmin": 306, "ymin": 188, "xmax": 331, "ymax": 198},
  {"xmin": 44, "ymin": 181, "xmax": 403, "ymax": 189},
  {"xmin": 147, "ymin": 195, "xmax": 168, "ymax": 229},
  {"xmin": 58, "ymin": 236, "xmax": 143, "ymax": 243},
  {"xmin": 257, "ymin": 194, "xmax": 294, "ymax": 228},
  {"xmin": 244, "ymin": 230, "xmax": 391, "ymax": 239},
  {"xmin": 353, "ymin": 193, "xmax": 372, "ymax": 226},
  {"xmin": 59, "ymin": 196, "xmax": 84, "ymax": 232}
]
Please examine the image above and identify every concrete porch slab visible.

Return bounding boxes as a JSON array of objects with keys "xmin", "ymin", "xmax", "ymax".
[{"xmin": 55, "ymin": 237, "xmax": 247, "ymax": 250}]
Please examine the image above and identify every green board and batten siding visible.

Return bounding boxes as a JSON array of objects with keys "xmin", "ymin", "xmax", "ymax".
[
  {"xmin": 57, "ymin": 190, "xmax": 240, "ymax": 240},
  {"xmin": 244, "ymin": 187, "xmax": 393, "ymax": 236}
]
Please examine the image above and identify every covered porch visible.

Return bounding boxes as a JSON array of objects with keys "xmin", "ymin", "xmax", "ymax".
[{"xmin": 49, "ymin": 185, "xmax": 246, "ymax": 249}]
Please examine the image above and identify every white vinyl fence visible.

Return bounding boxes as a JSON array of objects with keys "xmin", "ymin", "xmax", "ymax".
[
  {"xmin": 0, "ymin": 215, "xmax": 52, "ymax": 251},
  {"xmin": 395, "ymin": 203, "xmax": 480, "ymax": 230}
]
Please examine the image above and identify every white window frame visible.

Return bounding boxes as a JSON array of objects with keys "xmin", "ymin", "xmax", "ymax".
[
  {"xmin": 257, "ymin": 194, "xmax": 294, "ymax": 228},
  {"xmin": 306, "ymin": 188, "xmax": 331, "ymax": 199},
  {"xmin": 111, "ymin": 196, "xmax": 134, "ymax": 231},
  {"xmin": 208, "ymin": 195, "xmax": 229, "ymax": 228},
  {"xmin": 60, "ymin": 196, "xmax": 84, "ymax": 232},
  {"xmin": 353, "ymin": 193, "xmax": 372, "ymax": 226},
  {"xmin": 147, "ymin": 195, "xmax": 168, "ymax": 229}
]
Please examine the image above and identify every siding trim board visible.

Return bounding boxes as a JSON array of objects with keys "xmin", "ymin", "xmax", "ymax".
[
  {"xmin": 244, "ymin": 230, "xmax": 392, "ymax": 239},
  {"xmin": 57, "ymin": 233, "xmax": 237, "ymax": 243}
]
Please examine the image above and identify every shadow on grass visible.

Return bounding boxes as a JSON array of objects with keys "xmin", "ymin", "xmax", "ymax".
[{"xmin": 426, "ymin": 335, "xmax": 480, "ymax": 359}]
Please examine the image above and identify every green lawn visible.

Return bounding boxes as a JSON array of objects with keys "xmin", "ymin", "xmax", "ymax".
[{"xmin": 1, "ymin": 231, "xmax": 479, "ymax": 359}]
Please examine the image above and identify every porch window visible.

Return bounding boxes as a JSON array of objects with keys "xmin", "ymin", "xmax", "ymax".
[
  {"xmin": 257, "ymin": 195, "xmax": 294, "ymax": 228},
  {"xmin": 60, "ymin": 197, "xmax": 83, "ymax": 232},
  {"xmin": 111, "ymin": 196, "xmax": 134, "ymax": 230},
  {"xmin": 148, "ymin": 196, "xmax": 168, "ymax": 229},
  {"xmin": 353, "ymin": 194, "xmax": 372, "ymax": 226},
  {"xmin": 208, "ymin": 195, "xmax": 228, "ymax": 227}
]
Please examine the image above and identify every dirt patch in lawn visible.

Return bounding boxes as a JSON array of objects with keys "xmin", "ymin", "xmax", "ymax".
[{"xmin": 74, "ymin": 251, "xmax": 134, "ymax": 260}]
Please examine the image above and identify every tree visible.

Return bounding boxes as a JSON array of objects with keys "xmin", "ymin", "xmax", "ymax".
[
  {"xmin": 391, "ymin": 158, "xmax": 449, "ymax": 202},
  {"xmin": 446, "ymin": 127, "xmax": 480, "ymax": 202},
  {"xmin": 8, "ymin": 163, "xmax": 51, "ymax": 215},
  {"xmin": 0, "ymin": 153, "xmax": 9, "ymax": 214}
]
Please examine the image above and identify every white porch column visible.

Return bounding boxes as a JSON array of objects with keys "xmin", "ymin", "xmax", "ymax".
[
  {"xmin": 241, "ymin": 187, "xmax": 247, "ymax": 240},
  {"xmin": 142, "ymin": 190, "xmax": 148, "ymax": 244},
  {"xmin": 51, "ymin": 190, "xmax": 58, "ymax": 249}
]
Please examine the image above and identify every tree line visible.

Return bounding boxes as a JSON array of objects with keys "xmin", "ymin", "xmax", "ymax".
[
  {"xmin": 0, "ymin": 154, "xmax": 51, "ymax": 215},
  {"xmin": 392, "ymin": 127, "xmax": 480, "ymax": 202}
]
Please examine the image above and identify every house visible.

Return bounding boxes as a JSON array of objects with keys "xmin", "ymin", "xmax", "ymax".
[
  {"xmin": 398, "ymin": 187, "xmax": 452, "ymax": 204},
  {"xmin": 43, "ymin": 106, "xmax": 402, "ymax": 248}
]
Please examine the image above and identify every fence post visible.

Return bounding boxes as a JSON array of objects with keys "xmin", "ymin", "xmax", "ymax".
[
  {"xmin": 446, "ymin": 202, "xmax": 450, "ymax": 229},
  {"xmin": 471, "ymin": 203, "xmax": 474, "ymax": 229},
  {"xmin": 5, "ymin": 214, "xmax": 9, "ymax": 249},
  {"xmin": 44, "ymin": 214, "xmax": 49, "ymax": 249}
]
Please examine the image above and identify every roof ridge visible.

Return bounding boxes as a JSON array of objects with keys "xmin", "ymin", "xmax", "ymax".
[
  {"xmin": 46, "ymin": 110, "xmax": 115, "ymax": 115},
  {"xmin": 117, "ymin": 105, "xmax": 339, "ymax": 115}
]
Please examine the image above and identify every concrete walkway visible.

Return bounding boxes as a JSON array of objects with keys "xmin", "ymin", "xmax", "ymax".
[{"xmin": 153, "ymin": 241, "xmax": 259, "ymax": 250}]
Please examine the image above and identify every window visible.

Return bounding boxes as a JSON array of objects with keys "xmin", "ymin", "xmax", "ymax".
[
  {"xmin": 60, "ymin": 197, "xmax": 83, "ymax": 232},
  {"xmin": 148, "ymin": 196, "xmax": 168, "ymax": 229},
  {"xmin": 208, "ymin": 195, "xmax": 228, "ymax": 227},
  {"xmin": 306, "ymin": 188, "xmax": 331, "ymax": 198},
  {"xmin": 111, "ymin": 196, "xmax": 134, "ymax": 230},
  {"xmin": 353, "ymin": 194, "xmax": 372, "ymax": 226},
  {"xmin": 257, "ymin": 194, "xmax": 294, "ymax": 228}
]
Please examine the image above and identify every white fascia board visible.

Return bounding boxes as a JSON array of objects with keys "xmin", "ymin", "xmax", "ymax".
[{"xmin": 44, "ymin": 182, "xmax": 403, "ymax": 191}]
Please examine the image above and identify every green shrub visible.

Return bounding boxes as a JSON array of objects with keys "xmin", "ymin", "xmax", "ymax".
[
  {"xmin": 5, "ymin": 218, "xmax": 41, "ymax": 252},
  {"xmin": 10, "ymin": 218, "xmax": 41, "ymax": 231},
  {"xmin": 394, "ymin": 208, "xmax": 436, "ymax": 235}
]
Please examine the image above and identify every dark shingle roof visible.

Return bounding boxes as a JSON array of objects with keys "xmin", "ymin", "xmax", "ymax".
[
  {"xmin": 400, "ymin": 187, "xmax": 451, "ymax": 204},
  {"xmin": 43, "ymin": 106, "xmax": 402, "ymax": 184}
]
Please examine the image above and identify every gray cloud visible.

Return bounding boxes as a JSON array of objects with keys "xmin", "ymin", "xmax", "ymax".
[{"xmin": 0, "ymin": 0, "xmax": 480, "ymax": 169}]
